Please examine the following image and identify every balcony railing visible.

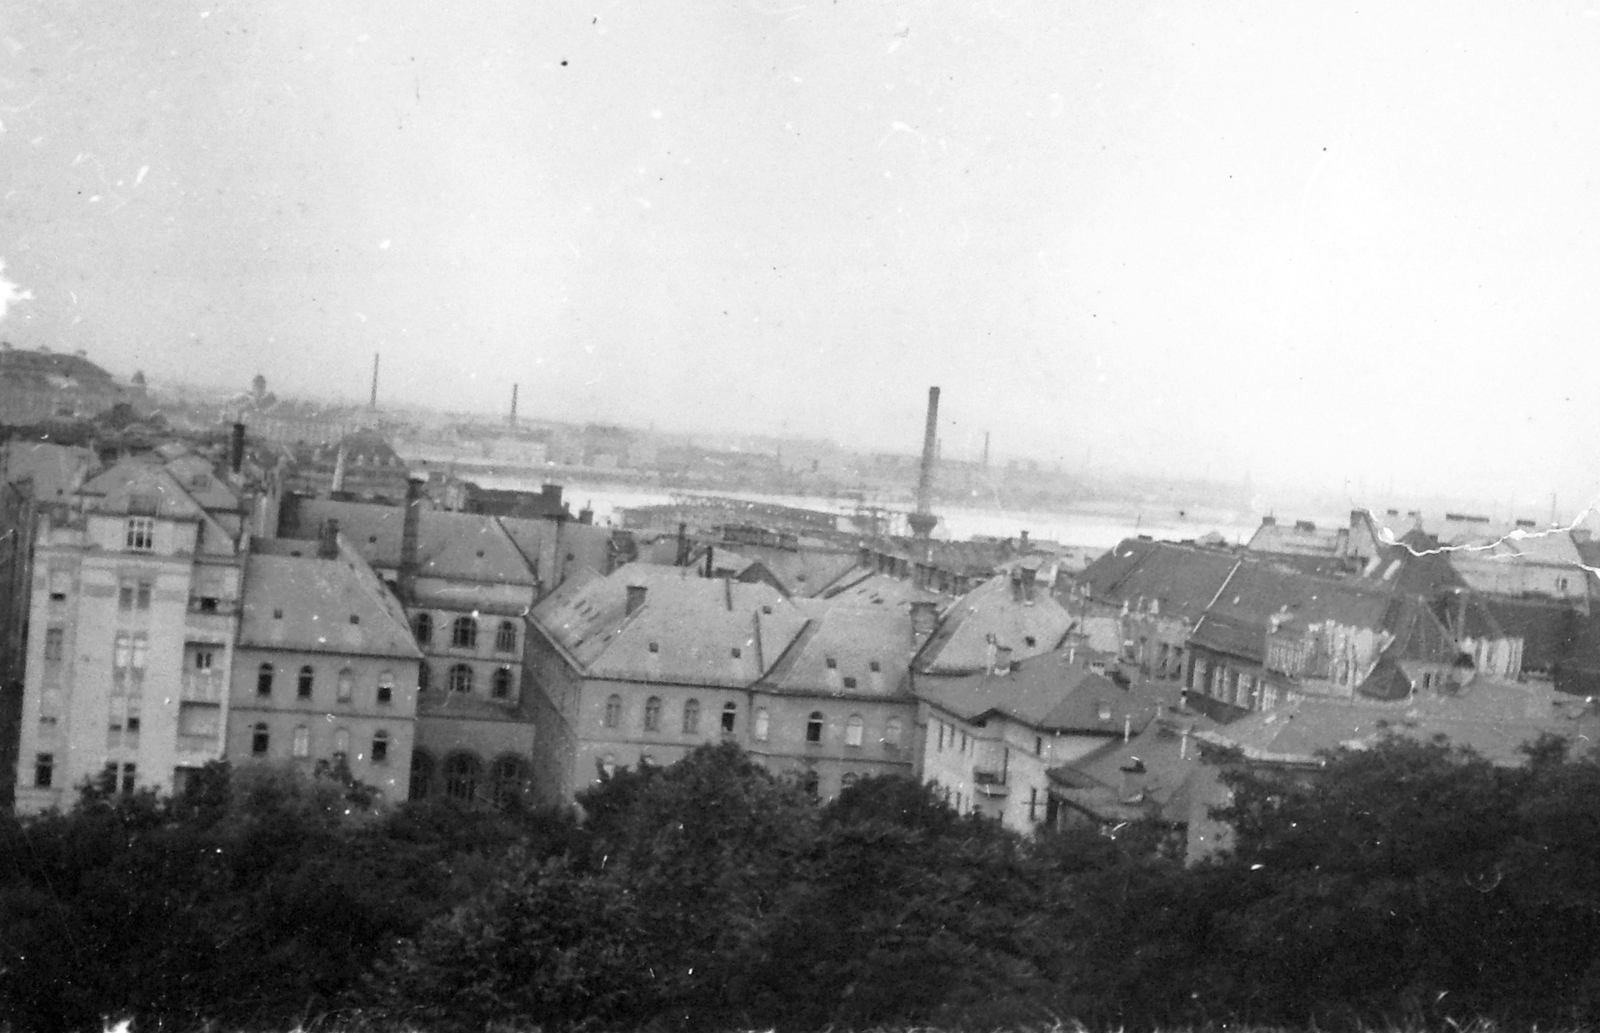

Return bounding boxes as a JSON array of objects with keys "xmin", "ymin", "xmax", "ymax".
[{"xmin": 180, "ymin": 674, "xmax": 225, "ymax": 703}]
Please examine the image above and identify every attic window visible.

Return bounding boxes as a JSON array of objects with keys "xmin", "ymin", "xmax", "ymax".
[
  {"xmin": 476, "ymin": 550, "xmax": 485, "ymax": 558},
  {"xmin": 349, "ymin": 614, "xmax": 360, "ymax": 625},
  {"xmin": 648, "ymin": 642, "xmax": 659, "ymax": 653},
  {"xmin": 731, "ymin": 647, "xmax": 742, "ymax": 659},
  {"xmin": 843, "ymin": 676, "xmax": 857, "ymax": 689},
  {"xmin": 368, "ymin": 535, "xmax": 378, "ymax": 544},
  {"xmin": 825, "ymin": 657, "xmax": 837, "ymax": 669},
  {"xmin": 762, "ymin": 605, "xmax": 773, "ymax": 615},
  {"xmin": 1097, "ymin": 702, "xmax": 1112, "ymax": 721},
  {"xmin": 870, "ymin": 660, "xmax": 881, "ymax": 673},
  {"xmin": 1024, "ymin": 636, "xmax": 1036, "ymax": 648},
  {"xmin": 273, "ymin": 608, "xmax": 283, "ymax": 619}
]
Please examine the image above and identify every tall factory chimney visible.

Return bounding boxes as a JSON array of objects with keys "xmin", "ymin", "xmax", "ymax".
[
  {"xmin": 908, "ymin": 386, "xmax": 940, "ymax": 539},
  {"xmin": 510, "ymin": 383, "xmax": 519, "ymax": 428},
  {"xmin": 369, "ymin": 352, "xmax": 380, "ymax": 410}
]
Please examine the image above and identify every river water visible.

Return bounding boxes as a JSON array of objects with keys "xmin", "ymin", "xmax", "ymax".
[{"xmin": 469, "ymin": 473, "xmax": 1266, "ymax": 549}]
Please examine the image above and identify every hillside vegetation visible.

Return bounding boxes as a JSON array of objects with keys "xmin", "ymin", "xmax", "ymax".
[{"xmin": 4, "ymin": 738, "xmax": 1600, "ymax": 1032}]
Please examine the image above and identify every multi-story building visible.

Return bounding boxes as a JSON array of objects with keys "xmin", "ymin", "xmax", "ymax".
[
  {"xmin": 916, "ymin": 645, "xmax": 1172, "ymax": 832},
  {"xmin": 225, "ymin": 527, "xmax": 422, "ymax": 803},
  {"xmin": 525, "ymin": 564, "xmax": 924, "ymax": 804},
  {"xmin": 13, "ymin": 459, "xmax": 245, "ymax": 812}
]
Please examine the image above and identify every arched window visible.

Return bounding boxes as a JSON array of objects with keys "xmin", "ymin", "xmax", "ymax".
[
  {"xmin": 448, "ymin": 663, "xmax": 474, "ymax": 693},
  {"xmin": 371, "ymin": 730, "xmax": 390, "ymax": 764},
  {"xmin": 418, "ymin": 662, "xmax": 432, "ymax": 692},
  {"xmin": 491, "ymin": 666, "xmax": 513, "ymax": 699},
  {"xmin": 604, "ymin": 694, "xmax": 622, "ymax": 728},
  {"xmin": 721, "ymin": 701, "xmax": 737, "ymax": 734},
  {"xmin": 452, "ymin": 616, "xmax": 478, "ymax": 649},
  {"xmin": 256, "ymin": 663, "xmax": 274, "ymax": 697},
  {"xmin": 292, "ymin": 725, "xmax": 309, "ymax": 758},
  {"xmin": 845, "ymin": 714, "xmax": 864, "ymax": 748},
  {"xmin": 682, "ymin": 698, "xmax": 700, "ymax": 735},
  {"xmin": 336, "ymin": 667, "xmax": 354, "ymax": 702},
  {"xmin": 377, "ymin": 670, "xmax": 394, "ymax": 705},
  {"xmin": 495, "ymin": 620, "xmax": 517, "ymax": 652},
  {"xmin": 412, "ymin": 612, "xmax": 432, "ymax": 645},
  {"xmin": 409, "ymin": 751, "xmax": 433, "ymax": 800},
  {"xmin": 884, "ymin": 716, "xmax": 904, "ymax": 748},
  {"xmin": 333, "ymin": 727, "xmax": 350, "ymax": 761},
  {"xmin": 251, "ymin": 722, "xmax": 270, "ymax": 755},
  {"xmin": 297, "ymin": 665, "xmax": 314, "ymax": 699},
  {"xmin": 490, "ymin": 755, "xmax": 525, "ymax": 810},
  {"xmin": 443, "ymin": 753, "xmax": 481, "ymax": 801},
  {"xmin": 754, "ymin": 707, "xmax": 770, "ymax": 742},
  {"xmin": 806, "ymin": 711, "xmax": 824, "ymax": 744},
  {"xmin": 644, "ymin": 696, "xmax": 661, "ymax": 732}
]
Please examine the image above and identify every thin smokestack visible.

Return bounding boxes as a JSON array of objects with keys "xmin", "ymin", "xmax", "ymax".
[
  {"xmin": 370, "ymin": 352, "xmax": 380, "ymax": 410},
  {"xmin": 230, "ymin": 422, "xmax": 245, "ymax": 475},
  {"xmin": 510, "ymin": 383, "xmax": 519, "ymax": 428},
  {"xmin": 908, "ymin": 386, "xmax": 940, "ymax": 538}
]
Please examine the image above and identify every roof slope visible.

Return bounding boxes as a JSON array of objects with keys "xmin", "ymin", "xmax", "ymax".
[
  {"xmin": 918, "ymin": 574, "xmax": 1073, "ymax": 675},
  {"xmin": 532, "ymin": 565, "xmax": 808, "ymax": 687},
  {"xmin": 1190, "ymin": 562, "xmax": 1394, "ymax": 663},
  {"xmin": 760, "ymin": 599, "xmax": 916, "ymax": 698},
  {"xmin": 294, "ymin": 499, "xmax": 537, "ymax": 586},
  {"xmin": 918, "ymin": 649, "xmax": 1166, "ymax": 734},
  {"xmin": 240, "ymin": 538, "xmax": 422, "ymax": 659},
  {"xmin": 1075, "ymin": 539, "xmax": 1239, "ymax": 623}
]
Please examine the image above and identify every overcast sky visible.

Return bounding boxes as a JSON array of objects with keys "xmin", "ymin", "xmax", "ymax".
[{"xmin": 3, "ymin": 1, "xmax": 1599, "ymax": 509}]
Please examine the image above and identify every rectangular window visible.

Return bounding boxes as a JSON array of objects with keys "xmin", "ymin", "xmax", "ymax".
[
  {"xmin": 121, "ymin": 763, "xmax": 137, "ymax": 796},
  {"xmin": 125, "ymin": 518, "xmax": 155, "ymax": 551},
  {"xmin": 1029, "ymin": 787, "xmax": 1039, "ymax": 822},
  {"xmin": 292, "ymin": 726, "xmax": 310, "ymax": 758},
  {"xmin": 34, "ymin": 753, "xmax": 53, "ymax": 788},
  {"xmin": 136, "ymin": 580, "xmax": 152, "ymax": 610},
  {"xmin": 48, "ymin": 569, "xmax": 69, "ymax": 602},
  {"xmin": 119, "ymin": 582, "xmax": 134, "ymax": 610},
  {"xmin": 193, "ymin": 648, "xmax": 214, "ymax": 670},
  {"xmin": 130, "ymin": 634, "xmax": 148, "ymax": 687},
  {"xmin": 44, "ymin": 626, "xmax": 64, "ymax": 663}
]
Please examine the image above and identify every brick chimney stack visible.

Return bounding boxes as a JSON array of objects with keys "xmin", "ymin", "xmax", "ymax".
[
  {"xmin": 399, "ymin": 474, "xmax": 426, "ymax": 603},
  {"xmin": 908, "ymin": 386, "xmax": 940, "ymax": 539}
]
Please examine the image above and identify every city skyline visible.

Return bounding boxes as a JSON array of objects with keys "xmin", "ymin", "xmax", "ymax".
[{"xmin": 3, "ymin": 2, "xmax": 1599, "ymax": 505}]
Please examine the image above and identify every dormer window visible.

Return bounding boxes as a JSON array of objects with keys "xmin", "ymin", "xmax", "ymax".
[
  {"xmin": 825, "ymin": 657, "xmax": 837, "ymax": 669},
  {"xmin": 648, "ymin": 642, "xmax": 660, "ymax": 653},
  {"xmin": 870, "ymin": 660, "xmax": 881, "ymax": 672},
  {"xmin": 349, "ymin": 614, "xmax": 360, "ymax": 625},
  {"xmin": 731, "ymin": 647, "xmax": 742, "ymax": 659},
  {"xmin": 273, "ymin": 608, "xmax": 284, "ymax": 619}
]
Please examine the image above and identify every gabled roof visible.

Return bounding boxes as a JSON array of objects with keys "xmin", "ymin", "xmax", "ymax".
[
  {"xmin": 917, "ymin": 573, "xmax": 1073, "ymax": 675},
  {"xmin": 1190, "ymin": 562, "xmax": 1395, "ymax": 663},
  {"xmin": 1075, "ymin": 538, "xmax": 1239, "ymax": 623},
  {"xmin": 531, "ymin": 565, "xmax": 808, "ymax": 688},
  {"xmin": 78, "ymin": 459, "xmax": 236, "ymax": 552},
  {"xmin": 1247, "ymin": 519, "xmax": 1343, "ymax": 557},
  {"xmin": 1048, "ymin": 706, "xmax": 1217, "ymax": 824},
  {"xmin": 239, "ymin": 538, "xmax": 422, "ymax": 660},
  {"xmin": 919, "ymin": 648, "xmax": 1166, "ymax": 734},
  {"xmin": 1479, "ymin": 598, "xmax": 1579, "ymax": 672},
  {"xmin": 821, "ymin": 568, "xmax": 944, "ymax": 610},
  {"xmin": 759, "ymin": 599, "xmax": 916, "ymax": 698}
]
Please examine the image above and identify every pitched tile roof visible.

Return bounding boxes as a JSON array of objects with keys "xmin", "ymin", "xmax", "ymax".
[
  {"xmin": 821, "ymin": 568, "xmax": 945, "ymax": 610},
  {"xmin": 1048, "ymin": 706, "xmax": 1218, "ymax": 824},
  {"xmin": 1193, "ymin": 680, "xmax": 1600, "ymax": 767},
  {"xmin": 917, "ymin": 573, "xmax": 1074, "ymax": 675},
  {"xmin": 531, "ymin": 565, "xmax": 808, "ymax": 687},
  {"xmin": 1075, "ymin": 538, "xmax": 1240, "ymax": 623},
  {"xmin": 1190, "ymin": 562, "xmax": 1395, "ymax": 663},
  {"xmin": 294, "ymin": 499, "xmax": 537, "ymax": 586},
  {"xmin": 239, "ymin": 538, "xmax": 422, "ymax": 659},
  {"xmin": 759, "ymin": 599, "xmax": 916, "ymax": 698},
  {"xmin": 918, "ymin": 648, "xmax": 1166, "ymax": 734}
]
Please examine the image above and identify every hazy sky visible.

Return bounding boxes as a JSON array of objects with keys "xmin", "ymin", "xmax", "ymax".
[{"xmin": 4, "ymin": 1, "xmax": 1600, "ymax": 507}]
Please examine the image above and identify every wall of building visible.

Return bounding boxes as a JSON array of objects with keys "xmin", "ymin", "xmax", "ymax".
[{"xmin": 226, "ymin": 647, "xmax": 418, "ymax": 803}]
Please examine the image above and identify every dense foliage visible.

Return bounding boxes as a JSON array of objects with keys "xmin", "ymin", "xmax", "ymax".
[{"xmin": 6, "ymin": 737, "xmax": 1600, "ymax": 1032}]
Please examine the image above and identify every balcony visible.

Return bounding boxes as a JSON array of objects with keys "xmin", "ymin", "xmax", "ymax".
[
  {"xmin": 973, "ymin": 769, "xmax": 1010, "ymax": 798},
  {"xmin": 181, "ymin": 674, "xmax": 225, "ymax": 703}
]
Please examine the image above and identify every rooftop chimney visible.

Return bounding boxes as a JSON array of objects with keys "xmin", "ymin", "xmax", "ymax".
[
  {"xmin": 676, "ymin": 521, "xmax": 690, "ymax": 567},
  {"xmin": 993, "ymin": 644, "xmax": 1014, "ymax": 675},
  {"xmin": 399, "ymin": 474, "xmax": 426, "ymax": 603},
  {"xmin": 319, "ymin": 518, "xmax": 340, "ymax": 560},
  {"xmin": 230, "ymin": 422, "xmax": 246, "ymax": 474},
  {"xmin": 626, "ymin": 584, "xmax": 647, "ymax": 616},
  {"xmin": 908, "ymin": 386, "xmax": 940, "ymax": 539},
  {"xmin": 910, "ymin": 599, "xmax": 939, "ymax": 644}
]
